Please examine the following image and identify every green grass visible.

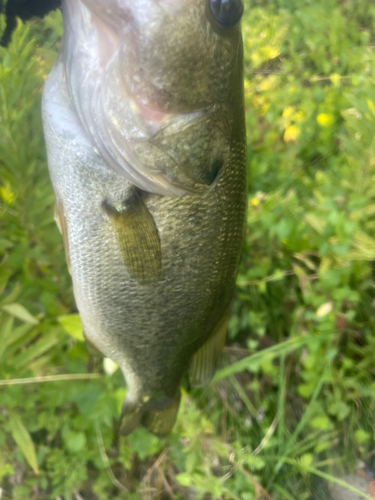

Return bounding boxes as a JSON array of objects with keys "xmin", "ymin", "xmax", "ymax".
[{"xmin": 1, "ymin": 1, "xmax": 375, "ymax": 498}]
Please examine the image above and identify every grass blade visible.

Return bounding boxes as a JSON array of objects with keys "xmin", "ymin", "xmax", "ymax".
[
  {"xmin": 214, "ymin": 336, "xmax": 307, "ymax": 381},
  {"xmin": 0, "ymin": 373, "xmax": 102, "ymax": 386},
  {"xmin": 13, "ymin": 332, "xmax": 60, "ymax": 370},
  {"xmin": 266, "ymin": 456, "xmax": 372, "ymax": 500},
  {"xmin": 1, "ymin": 303, "xmax": 39, "ymax": 325},
  {"xmin": 8, "ymin": 412, "xmax": 39, "ymax": 474}
]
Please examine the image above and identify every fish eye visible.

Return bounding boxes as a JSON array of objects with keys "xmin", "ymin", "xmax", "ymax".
[{"xmin": 209, "ymin": 0, "xmax": 244, "ymax": 29}]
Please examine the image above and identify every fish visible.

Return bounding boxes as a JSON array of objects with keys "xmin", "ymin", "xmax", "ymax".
[{"xmin": 42, "ymin": 0, "xmax": 247, "ymax": 437}]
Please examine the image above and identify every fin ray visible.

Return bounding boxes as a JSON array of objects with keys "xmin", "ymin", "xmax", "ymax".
[
  {"xmin": 141, "ymin": 391, "xmax": 181, "ymax": 437},
  {"xmin": 189, "ymin": 313, "xmax": 229, "ymax": 387},
  {"xmin": 103, "ymin": 190, "xmax": 162, "ymax": 282},
  {"xmin": 121, "ymin": 391, "xmax": 181, "ymax": 437}
]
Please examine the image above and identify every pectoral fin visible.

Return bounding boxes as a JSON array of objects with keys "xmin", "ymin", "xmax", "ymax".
[
  {"xmin": 54, "ymin": 199, "xmax": 71, "ymax": 274},
  {"xmin": 103, "ymin": 190, "xmax": 161, "ymax": 282},
  {"xmin": 189, "ymin": 313, "xmax": 229, "ymax": 387}
]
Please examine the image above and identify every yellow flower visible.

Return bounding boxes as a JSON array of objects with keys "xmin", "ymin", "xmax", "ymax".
[
  {"xmin": 317, "ymin": 113, "xmax": 334, "ymax": 127},
  {"xmin": 329, "ymin": 73, "xmax": 341, "ymax": 87},
  {"xmin": 283, "ymin": 125, "xmax": 300, "ymax": 142},
  {"xmin": 282, "ymin": 106, "xmax": 295, "ymax": 120}
]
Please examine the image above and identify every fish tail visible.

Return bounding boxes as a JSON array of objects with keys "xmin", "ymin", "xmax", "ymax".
[
  {"xmin": 120, "ymin": 399, "xmax": 142, "ymax": 436},
  {"xmin": 121, "ymin": 390, "xmax": 181, "ymax": 437}
]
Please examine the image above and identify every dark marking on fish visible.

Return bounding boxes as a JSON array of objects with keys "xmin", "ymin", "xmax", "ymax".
[
  {"xmin": 205, "ymin": 158, "xmax": 224, "ymax": 185},
  {"xmin": 102, "ymin": 190, "xmax": 162, "ymax": 282},
  {"xmin": 189, "ymin": 311, "xmax": 229, "ymax": 387},
  {"xmin": 149, "ymin": 110, "xmax": 228, "ymax": 189}
]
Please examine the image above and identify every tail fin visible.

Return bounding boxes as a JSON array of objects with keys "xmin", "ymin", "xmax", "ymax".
[{"xmin": 120, "ymin": 390, "xmax": 181, "ymax": 437}]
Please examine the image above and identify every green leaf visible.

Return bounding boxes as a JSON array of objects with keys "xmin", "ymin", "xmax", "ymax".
[
  {"xmin": 176, "ymin": 473, "xmax": 193, "ymax": 487},
  {"xmin": 1, "ymin": 303, "xmax": 39, "ymax": 325},
  {"xmin": 310, "ymin": 416, "xmax": 333, "ymax": 431},
  {"xmin": 127, "ymin": 428, "xmax": 162, "ymax": 460},
  {"xmin": 13, "ymin": 332, "xmax": 60, "ymax": 370},
  {"xmin": 2, "ymin": 322, "xmax": 35, "ymax": 350},
  {"xmin": 63, "ymin": 430, "xmax": 87, "ymax": 453},
  {"xmin": 300, "ymin": 453, "xmax": 313, "ymax": 469},
  {"xmin": 58, "ymin": 314, "xmax": 84, "ymax": 341},
  {"xmin": 354, "ymin": 429, "xmax": 370, "ymax": 445},
  {"xmin": 0, "ymin": 285, "xmax": 21, "ymax": 306},
  {"xmin": 0, "ymin": 313, "xmax": 14, "ymax": 348},
  {"xmin": 8, "ymin": 413, "xmax": 39, "ymax": 474},
  {"xmin": 0, "ymin": 268, "xmax": 11, "ymax": 296},
  {"xmin": 0, "ymin": 239, "xmax": 13, "ymax": 252}
]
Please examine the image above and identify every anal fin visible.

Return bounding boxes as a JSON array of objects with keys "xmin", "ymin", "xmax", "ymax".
[
  {"xmin": 103, "ymin": 190, "xmax": 161, "ymax": 282},
  {"xmin": 54, "ymin": 198, "xmax": 71, "ymax": 274},
  {"xmin": 189, "ymin": 313, "xmax": 229, "ymax": 387}
]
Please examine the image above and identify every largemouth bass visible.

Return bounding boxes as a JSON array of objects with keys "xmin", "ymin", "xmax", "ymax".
[{"xmin": 42, "ymin": 0, "xmax": 246, "ymax": 436}]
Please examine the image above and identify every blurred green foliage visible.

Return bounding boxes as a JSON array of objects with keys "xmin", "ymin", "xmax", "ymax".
[{"xmin": 1, "ymin": 1, "xmax": 375, "ymax": 499}]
